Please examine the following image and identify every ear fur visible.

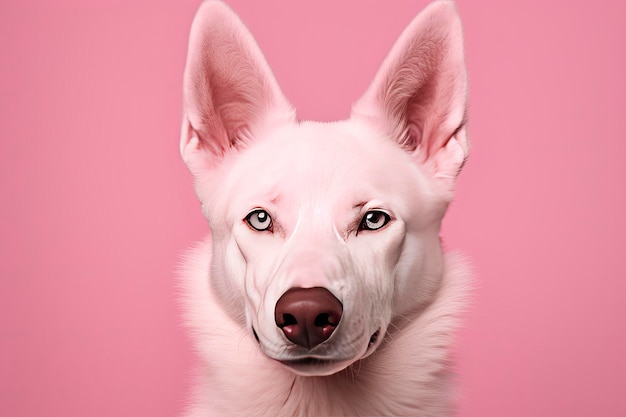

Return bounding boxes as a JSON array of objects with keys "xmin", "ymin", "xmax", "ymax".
[
  {"xmin": 352, "ymin": 0, "xmax": 468, "ymax": 181},
  {"xmin": 181, "ymin": 0, "xmax": 294, "ymax": 172}
]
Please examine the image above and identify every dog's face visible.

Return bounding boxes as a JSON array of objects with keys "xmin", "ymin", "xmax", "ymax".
[
  {"xmin": 181, "ymin": 1, "xmax": 467, "ymax": 376},
  {"xmin": 204, "ymin": 121, "xmax": 448, "ymax": 375}
]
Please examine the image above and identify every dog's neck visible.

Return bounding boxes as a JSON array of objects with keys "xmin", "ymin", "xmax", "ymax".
[{"xmin": 182, "ymin": 240, "xmax": 471, "ymax": 417}]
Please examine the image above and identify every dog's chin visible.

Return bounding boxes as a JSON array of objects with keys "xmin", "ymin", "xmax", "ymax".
[{"xmin": 276, "ymin": 357, "xmax": 356, "ymax": 376}]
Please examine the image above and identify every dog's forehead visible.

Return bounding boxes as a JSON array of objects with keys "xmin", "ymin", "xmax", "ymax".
[{"xmin": 235, "ymin": 120, "xmax": 416, "ymax": 190}]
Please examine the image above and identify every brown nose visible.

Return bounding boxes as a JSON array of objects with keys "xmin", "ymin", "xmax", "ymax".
[{"xmin": 274, "ymin": 287, "xmax": 343, "ymax": 349}]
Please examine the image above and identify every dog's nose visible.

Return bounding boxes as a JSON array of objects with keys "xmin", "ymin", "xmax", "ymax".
[{"xmin": 274, "ymin": 287, "xmax": 343, "ymax": 349}]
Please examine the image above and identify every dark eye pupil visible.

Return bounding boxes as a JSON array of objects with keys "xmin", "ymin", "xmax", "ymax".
[
  {"xmin": 246, "ymin": 209, "xmax": 272, "ymax": 231},
  {"xmin": 367, "ymin": 212, "xmax": 380, "ymax": 223},
  {"xmin": 359, "ymin": 210, "xmax": 390, "ymax": 231}
]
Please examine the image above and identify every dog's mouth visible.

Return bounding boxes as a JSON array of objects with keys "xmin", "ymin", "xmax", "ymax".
[
  {"xmin": 368, "ymin": 329, "xmax": 380, "ymax": 346},
  {"xmin": 277, "ymin": 356, "xmax": 355, "ymax": 376},
  {"xmin": 257, "ymin": 328, "xmax": 383, "ymax": 376}
]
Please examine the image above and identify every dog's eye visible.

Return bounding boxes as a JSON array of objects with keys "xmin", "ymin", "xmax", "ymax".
[
  {"xmin": 245, "ymin": 209, "xmax": 273, "ymax": 231},
  {"xmin": 359, "ymin": 210, "xmax": 391, "ymax": 231}
]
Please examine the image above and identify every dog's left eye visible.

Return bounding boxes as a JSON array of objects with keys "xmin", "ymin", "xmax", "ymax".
[
  {"xmin": 359, "ymin": 210, "xmax": 391, "ymax": 231},
  {"xmin": 245, "ymin": 209, "xmax": 273, "ymax": 231}
]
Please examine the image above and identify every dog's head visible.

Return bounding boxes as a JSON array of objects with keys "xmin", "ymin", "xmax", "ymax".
[{"xmin": 181, "ymin": 0, "xmax": 467, "ymax": 376}]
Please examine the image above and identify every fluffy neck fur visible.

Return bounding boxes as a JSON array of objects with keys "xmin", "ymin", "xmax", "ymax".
[{"xmin": 180, "ymin": 237, "xmax": 471, "ymax": 417}]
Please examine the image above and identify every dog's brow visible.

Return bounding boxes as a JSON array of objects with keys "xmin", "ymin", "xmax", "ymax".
[{"xmin": 353, "ymin": 201, "xmax": 367, "ymax": 210}]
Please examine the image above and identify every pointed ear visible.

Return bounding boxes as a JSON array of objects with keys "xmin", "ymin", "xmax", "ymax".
[
  {"xmin": 352, "ymin": 1, "xmax": 468, "ymax": 185},
  {"xmin": 181, "ymin": 1, "xmax": 295, "ymax": 173}
]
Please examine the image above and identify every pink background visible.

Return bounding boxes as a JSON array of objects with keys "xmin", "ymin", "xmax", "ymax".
[{"xmin": 1, "ymin": 0, "xmax": 625, "ymax": 416}]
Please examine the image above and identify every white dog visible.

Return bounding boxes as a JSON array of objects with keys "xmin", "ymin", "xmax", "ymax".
[{"xmin": 179, "ymin": 1, "xmax": 471, "ymax": 415}]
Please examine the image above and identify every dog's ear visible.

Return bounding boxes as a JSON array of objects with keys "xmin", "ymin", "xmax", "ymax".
[
  {"xmin": 352, "ymin": 1, "xmax": 468, "ymax": 188},
  {"xmin": 181, "ymin": 1, "xmax": 294, "ymax": 173}
]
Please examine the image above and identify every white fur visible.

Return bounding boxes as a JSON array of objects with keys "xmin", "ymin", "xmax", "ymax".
[{"xmin": 179, "ymin": 1, "xmax": 471, "ymax": 415}]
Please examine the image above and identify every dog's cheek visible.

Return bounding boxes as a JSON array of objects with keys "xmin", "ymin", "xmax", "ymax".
[
  {"xmin": 230, "ymin": 227, "xmax": 284, "ymax": 328},
  {"xmin": 391, "ymin": 231, "xmax": 444, "ymax": 316},
  {"xmin": 208, "ymin": 233, "xmax": 248, "ymax": 325},
  {"xmin": 346, "ymin": 239, "xmax": 398, "ymax": 333}
]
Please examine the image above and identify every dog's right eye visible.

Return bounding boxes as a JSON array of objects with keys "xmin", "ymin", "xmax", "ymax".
[
  {"xmin": 245, "ymin": 209, "xmax": 273, "ymax": 231},
  {"xmin": 358, "ymin": 210, "xmax": 391, "ymax": 232}
]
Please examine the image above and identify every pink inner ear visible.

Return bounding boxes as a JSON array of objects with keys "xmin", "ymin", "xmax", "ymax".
[
  {"xmin": 351, "ymin": 0, "xmax": 468, "ymax": 165},
  {"xmin": 181, "ymin": 1, "xmax": 294, "ymax": 168},
  {"xmin": 400, "ymin": 122, "xmax": 424, "ymax": 152}
]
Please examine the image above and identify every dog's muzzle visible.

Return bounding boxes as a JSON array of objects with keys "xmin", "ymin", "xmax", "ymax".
[{"xmin": 251, "ymin": 287, "xmax": 382, "ymax": 376}]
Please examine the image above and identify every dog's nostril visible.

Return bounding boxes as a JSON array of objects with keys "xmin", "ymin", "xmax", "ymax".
[
  {"xmin": 314, "ymin": 313, "xmax": 339, "ymax": 327},
  {"xmin": 314, "ymin": 313, "xmax": 330, "ymax": 327},
  {"xmin": 281, "ymin": 313, "xmax": 297, "ymax": 327},
  {"xmin": 252, "ymin": 327, "xmax": 260, "ymax": 343}
]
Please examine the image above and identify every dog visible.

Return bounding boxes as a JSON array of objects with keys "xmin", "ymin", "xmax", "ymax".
[{"xmin": 179, "ymin": 1, "xmax": 471, "ymax": 415}]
